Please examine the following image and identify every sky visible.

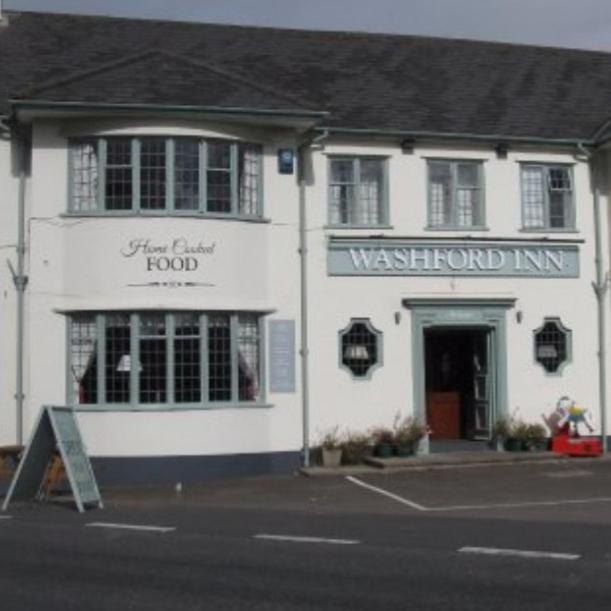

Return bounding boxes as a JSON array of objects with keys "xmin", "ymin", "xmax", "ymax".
[{"xmin": 4, "ymin": 0, "xmax": 611, "ymax": 52}]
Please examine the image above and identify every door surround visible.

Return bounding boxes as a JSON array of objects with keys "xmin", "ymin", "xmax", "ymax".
[{"xmin": 403, "ymin": 298, "xmax": 515, "ymax": 435}]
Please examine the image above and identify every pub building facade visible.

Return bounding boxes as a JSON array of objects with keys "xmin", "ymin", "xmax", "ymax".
[{"xmin": 1, "ymin": 9, "xmax": 611, "ymax": 483}]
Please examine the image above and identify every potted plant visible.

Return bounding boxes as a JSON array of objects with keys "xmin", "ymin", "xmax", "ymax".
[
  {"xmin": 491, "ymin": 418, "xmax": 511, "ymax": 452},
  {"xmin": 372, "ymin": 427, "xmax": 395, "ymax": 458},
  {"xmin": 393, "ymin": 415, "xmax": 427, "ymax": 456},
  {"xmin": 340, "ymin": 431, "xmax": 372, "ymax": 465},
  {"xmin": 524, "ymin": 423, "xmax": 548, "ymax": 452},
  {"xmin": 319, "ymin": 427, "xmax": 343, "ymax": 467}
]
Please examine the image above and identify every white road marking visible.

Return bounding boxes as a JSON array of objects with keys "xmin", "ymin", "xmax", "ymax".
[
  {"xmin": 86, "ymin": 522, "xmax": 176, "ymax": 533},
  {"xmin": 254, "ymin": 534, "xmax": 360, "ymax": 545},
  {"xmin": 0, "ymin": 516, "xmax": 12, "ymax": 520},
  {"xmin": 427, "ymin": 497, "xmax": 611, "ymax": 512},
  {"xmin": 346, "ymin": 476, "xmax": 428, "ymax": 511},
  {"xmin": 458, "ymin": 546, "xmax": 580, "ymax": 561},
  {"xmin": 542, "ymin": 470, "xmax": 592, "ymax": 478}
]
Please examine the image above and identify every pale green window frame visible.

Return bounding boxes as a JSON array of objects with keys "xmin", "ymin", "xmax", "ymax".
[
  {"xmin": 520, "ymin": 163, "xmax": 575, "ymax": 231},
  {"xmin": 327, "ymin": 156, "xmax": 390, "ymax": 227},
  {"xmin": 67, "ymin": 311, "xmax": 267, "ymax": 411},
  {"xmin": 426, "ymin": 159, "xmax": 486, "ymax": 230},
  {"xmin": 68, "ymin": 137, "xmax": 264, "ymax": 219}
]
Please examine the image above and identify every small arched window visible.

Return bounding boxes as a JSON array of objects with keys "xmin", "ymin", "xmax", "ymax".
[
  {"xmin": 339, "ymin": 319, "xmax": 382, "ymax": 379},
  {"xmin": 534, "ymin": 318, "xmax": 571, "ymax": 374}
]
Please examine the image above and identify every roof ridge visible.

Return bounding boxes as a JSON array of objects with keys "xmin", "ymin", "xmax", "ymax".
[
  {"xmin": 158, "ymin": 50, "xmax": 317, "ymax": 110},
  {"xmin": 16, "ymin": 48, "xmax": 159, "ymax": 99}
]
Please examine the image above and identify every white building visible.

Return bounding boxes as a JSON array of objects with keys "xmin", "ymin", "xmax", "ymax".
[{"xmin": 1, "ymin": 9, "xmax": 610, "ymax": 483}]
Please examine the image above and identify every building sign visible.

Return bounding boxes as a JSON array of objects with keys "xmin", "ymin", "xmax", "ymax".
[
  {"xmin": 327, "ymin": 239, "xmax": 579, "ymax": 278},
  {"xmin": 269, "ymin": 320, "xmax": 296, "ymax": 393},
  {"xmin": 120, "ymin": 237, "xmax": 216, "ymax": 272}
]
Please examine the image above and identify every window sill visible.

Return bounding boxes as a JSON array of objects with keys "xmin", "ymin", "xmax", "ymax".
[
  {"xmin": 325, "ymin": 224, "xmax": 394, "ymax": 230},
  {"xmin": 519, "ymin": 228, "xmax": 579, "ymax": 234},
  {"xmin": 62, "ymin": 212, "xmax": 271, "ymax": 224},
  {"xmin": 73, "ymin": 402, "xmax": 274, "ymax": 412},
  {"xmin": 424, "ymin": 226, "xmax": 490, "ymax": 232}
]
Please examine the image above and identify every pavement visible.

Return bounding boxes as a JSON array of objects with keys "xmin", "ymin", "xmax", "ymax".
[{"xmin": 4, "ymin": 458, "xmax": 611, "ymax": 609}]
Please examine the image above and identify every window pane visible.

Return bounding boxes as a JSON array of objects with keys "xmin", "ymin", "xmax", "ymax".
[
  {"xmin": 238, "ymin": 315, "xmax": 260, "ymax": 401},
  {"xmin": 71, "ymin": 142, "xmax": 99, "ymax": 212},
  {"xmin": 140, "ymin": 139, "xmax": 166, "ymax": 210},
  {"xmin": 521, "ymin": 166, "xmax": 545, "ymax": 228},
  {"xmin": 548, "ymin": 167, "xmax": 571, "ymax": 191},
  {"xmin": 457, "ymin": 163, "xmax": 479, "ymax": 187},
  {"xmin": 456, "ymin": 188, "xmax": 478, "ymax": 226},
  {"xmin": 329, "ymin": 159, "xmax": 356, "ymax": 225},
  {"xmin": 175, "ymin": 313, "xmax": 201, "ymax": 403},
  {"xmin": 238, "ymin": 144, "xmax": 260, "ymax": 216},
  {"xmin": 70, "ymin": 315, "xmax": 98, "ymax": 404},
  {"xmin": 105, "ymin": 139, "xmax": 133, "ymax": 211},
  {"xmin": 330, "ymin": 159, "xmax": 355, "ymax": 184},
  {"xmin": 207, "ymin": 142, "xmax": 232, "ymax": 213},
  {"xmin": 429, "ymin": 162, "xmax": 452, "ymax": 226},
  {"xmin": 175, "ymin": 139, "xmax": 200, "ymax": 211},
  {"xmin": 139, "ymin": 314, "xmax": 167, "ymax": 403},
  {"xmin": 549, "ymin": 191, "xmax": 569, "ymax": 228},
  {"xmin": 208, "ymin": 314, "xmax": 232, "ymax": 401},
  {"xmin": 105, "ymin": 314, "xmax": 131, "ymax": 403},
  {"xmin": 358, "ymin": 160, "xmax": 382, "ymax": 225}
]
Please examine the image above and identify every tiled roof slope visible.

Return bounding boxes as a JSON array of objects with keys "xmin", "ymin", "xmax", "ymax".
[{"xmin": 2, "ymin": 10, "xmax": 611, "ymax": 141}]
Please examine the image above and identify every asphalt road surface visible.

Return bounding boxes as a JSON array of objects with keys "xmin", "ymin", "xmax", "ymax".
[{"xmin": 3, "ymin": 460, "xmax": 611, "ymax": 610}]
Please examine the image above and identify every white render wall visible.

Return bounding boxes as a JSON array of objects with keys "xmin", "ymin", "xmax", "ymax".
[{"xmin": 305, "ymin": 140, "xmax": 610, "ymax": 439}]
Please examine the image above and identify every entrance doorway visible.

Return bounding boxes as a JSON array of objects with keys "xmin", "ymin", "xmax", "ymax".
[{"xmin": 424, "ymin": 328, "xmax": 492, "ymax": 441}]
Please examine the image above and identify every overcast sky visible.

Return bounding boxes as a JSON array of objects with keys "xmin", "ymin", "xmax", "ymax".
[{"xmin": 5, "ymin": 0, "xmax": 611, "ymax": 52}]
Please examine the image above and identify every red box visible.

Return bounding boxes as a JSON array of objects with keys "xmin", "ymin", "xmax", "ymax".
[{"xmin": 551, "ymin": 435, "xmax": 603, "ymax": 457}]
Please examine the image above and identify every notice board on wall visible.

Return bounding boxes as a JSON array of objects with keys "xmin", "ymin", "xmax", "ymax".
[
  {"xmin": 269, "ymin": 320, "xmax": 296, "ymax": 393},
  {"xmin": 2, "ymin": 406, "xmax": 103, "ymax": 513}
]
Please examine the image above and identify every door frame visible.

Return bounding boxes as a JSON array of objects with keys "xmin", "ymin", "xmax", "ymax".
[{"xmin": 403, "ymin": 298, "xmax": 515, "ymax": 439}]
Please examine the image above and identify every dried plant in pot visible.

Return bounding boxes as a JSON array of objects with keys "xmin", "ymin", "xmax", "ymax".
[
  {"xmin": 524, "ymin": 423, "xmax": 548, "ymax": 452},
  {"xmin": 491, "ymin": 418, "xmax": 511, "ymax": 452},
  {"xmin": 372, "ymin": 427, "xmax": 395, "ymax": 458},
  {"xmin": 340, "ymin": 431, "xmax": 372, "ymax": 465},
  {"xmin": 393, "ymin": 416, "xmax": 427, "ymax": 457},
  {"xmin": 319, "ymin": 427, "xmax": 343, "ymax": 467}
]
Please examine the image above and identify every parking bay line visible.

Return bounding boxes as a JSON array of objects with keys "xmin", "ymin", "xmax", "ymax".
[
  {"xmin": 86, "ymin": 522, "xmax": 176, "ymax": 533},
  {"xmin": 346, "ymin": 476, "xmax": 611, "ymax": 513},
  {"xmin": 254, "ymin": 534, "xmax": 360, "ymax": 545},
  {"xmin": 458, "ymin": 546, "xmax": 580, "ymax": 561}
]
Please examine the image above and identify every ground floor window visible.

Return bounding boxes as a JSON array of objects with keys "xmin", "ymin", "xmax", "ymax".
[
  {"xmin": 339, "ymin": 318, "xmax": 382, "ymax": 379},
  {"xmin": 534, "ymin": 317, "xmax": 571, "ymax": 374},
  {"xmin": 69, "ymin": 312, "xmax": 263, "ymax": 407}
]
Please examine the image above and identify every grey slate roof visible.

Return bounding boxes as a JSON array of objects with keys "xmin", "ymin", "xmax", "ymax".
[{"xmin": 2, "ymin": 10, "xmax": 611, "ymax": 141}]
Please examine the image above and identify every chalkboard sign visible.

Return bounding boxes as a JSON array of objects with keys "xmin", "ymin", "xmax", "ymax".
[
  {"xmin": 269, "ymin": 319, "xmax": 296, "ymax": 393},
  {"xmin": 2, "ymin": 406, "xmax": 103, "ymax": 513}
]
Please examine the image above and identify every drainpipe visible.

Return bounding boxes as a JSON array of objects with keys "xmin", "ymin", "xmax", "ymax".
[
  {"xmin": 580, "ymin": 143, "xmax": 608, "ymax": 454},
  {"xmin": 297, "ymin": 129, "xmax": 328, "ymax": 468},
  {"xmin": 7, "ymin": 123, "xmax": 28, "ymax": 446}
]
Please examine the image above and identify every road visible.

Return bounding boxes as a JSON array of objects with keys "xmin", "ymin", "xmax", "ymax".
[{"xmin": 3, "ymin": 460, "xmax": 611, "ymax": 610}]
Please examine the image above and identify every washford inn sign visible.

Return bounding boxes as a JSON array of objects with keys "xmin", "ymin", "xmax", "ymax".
[{"xmin": 327, "ymin": 239, "xmax": 580, "ymax": 277}]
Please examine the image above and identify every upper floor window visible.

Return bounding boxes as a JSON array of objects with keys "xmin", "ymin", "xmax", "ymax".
[
  {"xmin": 521, "ymin": 164, "xmax": 574, "ymax": 230},
  {"xmin": 427, "ymin": 160, "xmax": 485, "ymax": 229},
  {"xmin": 328, "ymin": 157, "xmax": 387, "ymax": 226},
  {"xmin": 70, "ymin": 137, "xmax": 262, "ymax": 217},
  {"xmin": 69, "ymin": 311, "xmax": 264, "ymax": 408}
]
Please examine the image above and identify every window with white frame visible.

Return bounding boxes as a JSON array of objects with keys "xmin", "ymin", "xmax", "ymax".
[
  {"xmin": 533, "ymin": 317, "xmax": 571, "ymax": 374},
  {"xmin": 69, "ymin": 312, "xmax": 263, "ymax": 407},
  {"xmin": 328, "ymin": 157, "xmax": 387, "ymax": 226},
  {"xmin": 427, "ymin": 160, "xmax": 484, "ymax": 228},
  {"xmin": 69, "ymin": 137, "xmax": 262, "ymax": 217},
  {"xmin": 339, "ymin": 319, "xmax": 382, "ymax": 379},
  {"xmin": 521, "ymin": 164, "xmax": 574, "ymax": 230}
]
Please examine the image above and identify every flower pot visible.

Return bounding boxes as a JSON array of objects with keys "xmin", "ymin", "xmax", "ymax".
[
  {"xmin": 374, "ymin": 442, "xmax": 394, "ymax": 458},
  {"xmin": 493, "ymin": 437, "xmax": 505, "ymax": 452},
  {"xmin": 504, "ymin": 437, "xmax": 523, "ymax": 452},
  {"xmin": 395, "ymin": 443, "xmax": 414, "ymax": 457},
  {"xmin": 321, "ymin": 447, "xmax": 342, "ymax": 467}
]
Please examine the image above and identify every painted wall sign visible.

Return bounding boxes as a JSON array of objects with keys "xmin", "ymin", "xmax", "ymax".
[
  {"xmin": 121, "ymin": 237, "xmax": 216, "ymax": 272},
  {"xmin": 3, "ymin": 406, "xmax": 102, "ymax": 513},
  {"xmin": 327, "ymin": 239, "xmax": 579, "ymax": 278},
  {"xmin": 269, "ymin": 320, "xmax": 296, "ymax": 393}
]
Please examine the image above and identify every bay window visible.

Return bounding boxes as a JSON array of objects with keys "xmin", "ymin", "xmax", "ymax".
[
  {"xmin": 69, "ymin": 137, "xmax": 262, "ymax": 217},
  {"xmin": 69, "ymin": 312, "xmax": 264, "ymax": 408}
]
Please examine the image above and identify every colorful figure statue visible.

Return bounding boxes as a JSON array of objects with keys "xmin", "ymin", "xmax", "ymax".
[{"xmin": 556, "ymin": 395, "xmax": 594, "ymax": 437}]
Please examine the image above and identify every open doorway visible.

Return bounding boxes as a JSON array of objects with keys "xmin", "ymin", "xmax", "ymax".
[{"xmin": 424, "ymin": 327, "xmax": 492, "ymax": 441}]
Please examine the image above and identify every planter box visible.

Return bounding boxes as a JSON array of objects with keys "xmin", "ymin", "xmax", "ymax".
[{"xmin": 321, "ymin": 447, "xmax": 342, "ymax": 467}]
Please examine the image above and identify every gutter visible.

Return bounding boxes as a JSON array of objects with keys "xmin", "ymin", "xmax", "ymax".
[
  {"xmin": 297, "ymin": 129, "xmax": 329, "ymax": 468},
  {"xmin": 580, "ymin": 143, "xmax": 608, "ymax": 454}
]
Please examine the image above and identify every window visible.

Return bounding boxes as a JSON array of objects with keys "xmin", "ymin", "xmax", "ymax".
[
  {"xmin": 428, "ymin": 160, "xmax": 484, "ymax": 228},
  {"xmin": 69, "ymin": 312, "xmax": 264, "ymax": 407},
  {"xmin": 339, "ymin": 319, "xmax": 382, "ymax": 379},
  {"xmin": 534, "ymin": 318, "xmax": 571, "ymax": 374},
  {"xmin": 69, "ymin": 137, "xmax": 263, "ymax": 217},
  {"xmin": 328, "ymin": 157, "xmax": 387, "ymax": 226},
  {"xmin": 521, "ymin": 164, "xmax": 574, "ymax": 230}
]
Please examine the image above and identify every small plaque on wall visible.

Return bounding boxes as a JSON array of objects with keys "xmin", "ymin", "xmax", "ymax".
[{"xmin": 269, "ymin": 320, "xmax": 296, "ymax": 393}]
